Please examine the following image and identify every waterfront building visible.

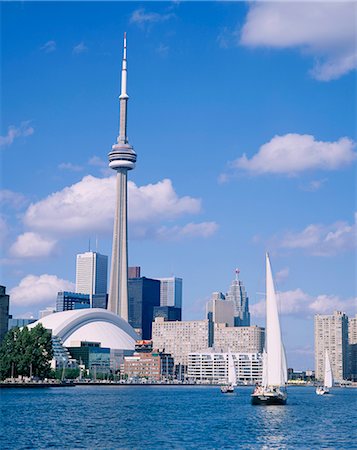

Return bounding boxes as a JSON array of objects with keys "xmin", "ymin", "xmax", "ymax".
[
  {"xmin": 39, "ymin": 307, "xmax": 56, "ymax": 319},
  {"xmin": 206, "ymin": 292, "xmax": 234, "ymax": 326},
  {"xmin": 107, "ymin": 34, "xmax": 137, "ymax": 321},
  {"xmin": 0, "ymin": 286, "xmax": 10, "ymax": 343},
  {"xmin": 128, "ymin": 277, "xmax": 160, "ymax": 339},
  {"xmin": 123, "ymin": 350, "xmax": 174, "ymax": 381},
  {"xmin": 187, "ymin": 351, "xmax": 262, "ymax": 384},
  {"xmin": 213, "ymin": 324, "xmax": 265, "ymax": 354},
  {"xmin": 128, "ymin": 266, "xmax": 141, "ymax": 278},
  {"xmin": 225, "ymin": 269, "xmax": 250, "ymax": 326},
  {"xmin": 67, "ymin": 341, "xmax": 110, "ymax": 373},
  {"xmin": 8, "ymin": 317, "xmax": 36, "ymax": 330},
  {"xmin": 28, "ymin": 308, "xmax": 137, "ymax": 352},
  {"xmin": 152, "ymin": 317, "xmax": 211, "ymax": 370},
  {"xmin": 76, "ymin": 251, "xmax": 108, "ymax": 302},
  {"xmin": 314, "ymin": 311, "xmax": 349, "ymax": 382},
  {"xmin": 349, "ymin": 314, "xmax": 357, "ymax": 381},
  {"xmin": 153, "ymin": 306, "xmax": 182, "ymax": 322},
  {"xmin": 157, "ymin": 277, "xmax": 183, "ymax": 308}
]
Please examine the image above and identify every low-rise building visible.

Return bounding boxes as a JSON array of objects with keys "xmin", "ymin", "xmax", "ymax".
[
  {"xmin": 187, "ymin": 351, "xmax": 262, "ymax": 384},
  {"xmin": 67, "ymin": 341, "xmax": 110, "ymax": 374},
  {"xmin": 123, "ymin": 351, "xmax": 174, "ymax": 381}
]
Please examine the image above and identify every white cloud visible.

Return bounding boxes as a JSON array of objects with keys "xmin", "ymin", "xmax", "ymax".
[
  {"xmin": 156, "ymin": 222, "xmax": 219, "ymax": 240},
  {"xmin": 41, "ymin": 40, "xmax": 56, "ymax": 53},
  {"xmin": 251, "ymin": 288, "xmax": 356, "ymax": 319},
  {"xmin": 300, "ymin": 179, "xmax": 327, "ymax": 192},
  {"xmin": 0, "ymin": 190, "xmax": 27, "ymax": 209},
  {"xmin": 234, "ymin": 134, "xmax": 356, "ymax": 175},
  {"xmin": 10, "ymin": 274, "xmax": 74, "ymax": 306},
  {"xmin": 73, "ymin": 42, "xmax": 88, "ymax": 54},
  {"xmin": 130, "ymin": 8, "xmax": 174, "ymax": 26},
  {"xmin": 9, "ymin": 232, "xmax": 57, "ymax": 259},
  {"xmin": 23, "ymin": 175, "xmax": 202, "ymax": 236},
  {"xmin": 0, "ymin": 122, "xmax": 34, "ymax": 147},
  {"xmin": 88, "ymin": 156, "xmax": 106, "ymax": 167},
  {"xmin": 240, "ymin": 2, "xmax": 357, "ymax": 81},
  {"xmin": 58, "ymin": 162, "xmax": 83, "ymax": 172},
  {"xmin": 278, "ymin": 214, "xmax": 356, "ymax": 256}
]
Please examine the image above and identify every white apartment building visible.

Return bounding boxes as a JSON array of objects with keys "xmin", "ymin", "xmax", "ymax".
[
  {"xmin": 206, "ymin": 293, "xmax": 234, "ymax": 326},
  {"xmin": 76, "ymin": 252, "xmax": 108, "ymax": 296},
  {"xmin": 213, "ymin": 324, "xmax": 265, "ymax": 354},
  {"xmin": 157, "ymin": 277, "xmax": 182, "ymax": 308},
  {"xmin": 348, "ymin": 314, "xmax": 357, "ymax": 381},
  {"xmin": 314, "ymin": 311, "xmax": 349, "ymax": 382},
  {"xmin": 188, "ymin": 351, "xmax": 262, "ymax": 384},
  {"xmin": 152, "ymin": 317, "xmax": 209, "ymax": 368}
]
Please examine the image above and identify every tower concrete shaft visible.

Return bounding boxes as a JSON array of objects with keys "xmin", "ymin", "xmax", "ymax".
[{"xmin": 108, "ymin": 33, "xmax": 137, "ymax": 321}]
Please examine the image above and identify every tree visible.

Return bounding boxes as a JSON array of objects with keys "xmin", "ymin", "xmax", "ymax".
[{"xmin": 0, "ymin": 324, "xmax": 53, "ymax": 380}]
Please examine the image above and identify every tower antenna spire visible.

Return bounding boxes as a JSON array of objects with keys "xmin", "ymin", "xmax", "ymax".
[{"xmin": 118, "ymin": 32, "xmax": 129, "ymax": 144}]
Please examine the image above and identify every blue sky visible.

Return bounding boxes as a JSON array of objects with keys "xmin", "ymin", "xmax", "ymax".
[{"xmin": 1, "ymin": 2, "xmax": 356, "ymax": 369}]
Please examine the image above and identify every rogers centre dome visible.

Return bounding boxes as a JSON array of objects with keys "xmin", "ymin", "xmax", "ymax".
[{"xmin": 28, "ymin": 308, "xmax": 138, "ymax": 350}]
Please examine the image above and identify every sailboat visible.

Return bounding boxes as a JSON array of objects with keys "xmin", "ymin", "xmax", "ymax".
[
  {"xmin": 316, "ymin": 350, "xmax": 333, "ymax": 395},
  {"xmin": 251, "ymin": 253, "xmax": 288, "ymax": 405},
  {"xmin": 221, "ymin": 349, "xmax": 236, "ymax": 393}
]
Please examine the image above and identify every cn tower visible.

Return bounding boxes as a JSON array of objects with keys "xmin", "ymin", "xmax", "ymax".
[{"xmin": 107, "ymin": 33, "xmax": 137, "ymax": 321}]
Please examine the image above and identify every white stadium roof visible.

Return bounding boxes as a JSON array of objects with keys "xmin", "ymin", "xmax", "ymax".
[{"xmin": 29, "ymin": 308, "xmax": 137, "ymax": 350}]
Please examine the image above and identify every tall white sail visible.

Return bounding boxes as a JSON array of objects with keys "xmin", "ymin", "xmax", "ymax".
[
  {"xmin": 265, "ymin": 253, "xmax": 286, "ymax": 387},
  {"xmin": 324, "ymin": 350, "xmax": 333, "ymax": 388},
  {"xmin": 227, "ymin": 349, "xmax": 237, "ymax": 386}
]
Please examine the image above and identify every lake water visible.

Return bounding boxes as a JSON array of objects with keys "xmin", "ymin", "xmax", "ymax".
[{"xmin": 0, "ymin": 385, "xmax": 356, "ymax": 449}]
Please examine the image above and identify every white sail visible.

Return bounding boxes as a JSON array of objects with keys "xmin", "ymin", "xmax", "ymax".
[
  {"xmin": 227, "ymin": 349, "xmax": 237, "ymax": 386},
  {"xmin": 324, "ymin": 350, "xmax": 333, "ymax": 388},
  {"xmin": 265, "ymin": 253, "xmax": 286, "ymax": 387}
]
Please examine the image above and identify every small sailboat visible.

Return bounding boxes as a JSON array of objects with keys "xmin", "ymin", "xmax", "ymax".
[
  {"xmin": 316, "ymin": 350, "xmax": 333, "ymax": 395},
  {"xmin": 221, "ymin": 349, "xmax": 236, "ymax": 393},
  {"xmin": 251, "ymin": 253, "xmax": 288, "ymax": 405}
]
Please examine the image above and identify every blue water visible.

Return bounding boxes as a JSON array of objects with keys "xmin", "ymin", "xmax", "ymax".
[{"xmin": 0, "ymin": 386, "xmax": 356, "ymax": 449}]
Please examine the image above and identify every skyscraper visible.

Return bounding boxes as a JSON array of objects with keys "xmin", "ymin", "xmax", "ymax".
[
  {"xmin": 157, "ymin": 277, "xmax": 183, "ymax": 309},
  {"xmin": 348, "ymin": 314, "xmax": 357, "ymax": 381},
  {"xmin": 75, "ymin": 251, "xmax": 108, "ymax": 297},
  {"xmin": 206, "ymin": 292, "xmax": 234, "ymax": 327},
  {"xmin": 108, "ymin": 33, "xmax": 137, "ymax": 321},
  {"xmin": 314, "ymin": 311, "xmax": 349, "ymax": 382},
  {"xmin": 225, "ymin": 269, "xmax": 250, "ymax": 327},
  {"xmin": 128, "ymin": 277, "xmax": 160, "ymax": 339}
]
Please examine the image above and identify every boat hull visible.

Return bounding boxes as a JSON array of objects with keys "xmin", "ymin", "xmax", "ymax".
[{"xmin": 251, "ymin": 393, "xmax": 287, "ymax": 405}]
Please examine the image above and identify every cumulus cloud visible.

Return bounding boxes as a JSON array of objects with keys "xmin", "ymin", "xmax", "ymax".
[
  {"xmin": 10, "ymin": 274, "xmax": 74, "ymax": 306},
  {"xmin": 23, "ymin": 176, "xmax": 202, "ymax": 236},
  {"xmin": 58, "ymin": 162, "xmax": 83, "ymax": 172},
  {"xmin": 9, "ymin": 232, "xmax": 57, "ymax": 259},
  {"xmin": 40, "ymin": 40, "xmax": 56, "ymax": 53},
  {"xmin": 130, "ymin": 8, "xmax": 174, "ymax": 26},
  {"xmin": 240, "ymin": 2, "xmax": 357, "ymax": 81},
  {"xmin": 278, "ymin": 214, "xmax": 356, "ymax": 256},
  {"xmin": 234, "ymin": 134, "xmax": 356, "ymax": 175},
  {"xmin": 0, "ymin": 122, "xmax": 34, "ymax": 147},
  {"xmin": 251, "ymin": 288, "xmax": 356, "ymax": 319},
  {"xmin": 72, "ymin": 42, "xmax": 88, "ymax": 54}
]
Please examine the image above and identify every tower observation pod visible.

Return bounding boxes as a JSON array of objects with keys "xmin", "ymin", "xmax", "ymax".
[{"xmin": 107, "ymin": 33, "xmax": 137, "ymax": 321}]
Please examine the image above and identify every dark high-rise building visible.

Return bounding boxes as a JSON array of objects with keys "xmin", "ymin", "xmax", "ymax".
[
  {"xmin": 128, "ymin": 277, "xmax": 160, "ymax": 340},
  {"xmin": 0, "ymin": 286, "xmax": 10, "ymax": 343},
  {"xmin": 56, "ymin": 291, "xmax": 108, "ymax": 312},
  {"xmin": 153, "ymin": 306, "xmax": 182, "ymax": 322},
  {"xmin": 128, "ymin": 266, "xmax": 141, "ymax": 278}
]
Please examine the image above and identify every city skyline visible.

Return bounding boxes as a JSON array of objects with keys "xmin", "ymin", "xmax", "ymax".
[{"xmin": 1, "ymin": 2, "xmax": 355, "ymax": 369}]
